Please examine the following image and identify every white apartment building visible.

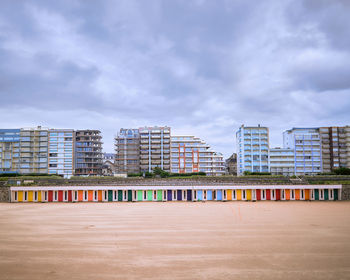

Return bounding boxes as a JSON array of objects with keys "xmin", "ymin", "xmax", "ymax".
[
  {"xmin": 283, "ymin": 128, "xmax": 322, "ymax": 175},
  {"xmin": 48, "ymin": 129, "xmax": 74, "ymax": 178},
  {"xmin": 171, "ymin": 136, "xmax": 225, "ymax": 176},
  {"xmin": 269, "ymin": 147, "xmax": 295, "ymax": 176},
  {"xmin": 19, "ymin": 126, "xmax": 49, "ymax": 174},
  {"xmin": 236, "ymin": 125, "xmax": 269, "ymax": 175},
  {"xmin": 139, "ymin": 126, "xmax": 171, "ymax": 172}
]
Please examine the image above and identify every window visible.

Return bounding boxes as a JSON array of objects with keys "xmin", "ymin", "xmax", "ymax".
[
  {"xmin": 233, "ymin": 190, "xmax": 236, "ymax": 200},
  {"xmin": 15, "ymin": 191, "xmax": 18, "ymax": 201},
  {"xmin": 104, "ymin": 191, "xmax": 107, "ymax": 200},
  {"xmin": 144, "ymin": 191, "xmax": 147, "ymax": 200},
  {"xmin": 64, "ymin": 191, "xmax": 68, "ymax": 201},
  {"xmin": 95, "ymin": 191, "xmax": 98, "ymax": 200},
  {"xmin": 85, "ymin": 191, "xmax": 88, "ymax": 200},
  {"xmin": 154, "ymin": 191, "xmax": 157, "ymax": 200},
  {"xmin": 34, "ymin": 191, "xmax": 37, "ymax": 201},
  {"xmin": 163, "ymin": 190, "xmax": 167, "ymax": 200}
]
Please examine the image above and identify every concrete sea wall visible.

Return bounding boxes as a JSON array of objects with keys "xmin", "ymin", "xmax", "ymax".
[
  {"xmin": 0, "ymin": 187, "xmax": 10, "ymax": 202},
  {"xmin": 341, "ymin": 184, "xmax": 350, "ymax": 200}
]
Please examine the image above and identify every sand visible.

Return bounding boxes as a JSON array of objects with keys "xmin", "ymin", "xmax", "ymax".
[{"xmin": 0, "ymin": 202, "xmax": 350, "ymax": 280}]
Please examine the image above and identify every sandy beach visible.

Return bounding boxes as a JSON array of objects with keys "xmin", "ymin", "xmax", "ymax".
[{"xmin": 1, "ymin": 202, "xmax": 350, "ymax": 279}]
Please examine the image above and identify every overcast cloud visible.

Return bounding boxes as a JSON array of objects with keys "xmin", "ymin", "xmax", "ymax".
[{"xmin": 0, "ymin": 0, "xmax": 349, "ymax": 157}]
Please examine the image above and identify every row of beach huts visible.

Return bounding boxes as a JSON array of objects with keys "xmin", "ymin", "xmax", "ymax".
[{"xmin": 9, "ymin": 185, "xmax": 342, "ymax": 202}]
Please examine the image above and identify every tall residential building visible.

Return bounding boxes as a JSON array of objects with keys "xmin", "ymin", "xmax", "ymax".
[
  {"xmin": 48, "ymin": 129, "xmax": 74, "ymax": 178},
  {"xmin": 74, "ymin": 130, "xmax": 103, "ymax": 176},
  {"xmin": 171, "ymin": 136, "xmax": 225, "ymax": 176},
  {"xmin": 319, "ymin": 126, "xmax": 350, "ymax": 172},
  {"xmin": 115, "ymin": 129, "xmax": 140, "ymax": 174},
  {"xmin": 236, "ymin": 125, "xmax": 269, "ymax": 175},
  {"xmin": 347, "ymin": 126, "xmax": 350, "ymax": 168},
  {"xmin": 269, "ymin": 148, "xmax": 295, "ymax": 176},
  {"xmin": 19, "ymin": 126, "xmax": 49, "ymax": 174},
  {"xmin": 0, "ymin": 129, "xmax": 20, "ymax": 174},
  {"xmin": 139, "ymin": 126, "xmax": 171, "ymax": 172},
  {"xmin": 283, "ymin": 128, "xmax": 322, "ymax": 175}
]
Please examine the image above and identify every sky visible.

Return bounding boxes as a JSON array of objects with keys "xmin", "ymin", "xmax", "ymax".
[{"xmin": 0, "ymin": 0, "xmax": 349, "ymax": 158}]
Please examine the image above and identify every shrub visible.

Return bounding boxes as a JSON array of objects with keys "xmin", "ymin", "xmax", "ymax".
[
  {"xmin": 0, "ymin": 173, "xmax": 20, "ymax": 177},
  {"xmin": 243, "ymin": 171, "xmax": 271, "ymax": 176},
  {"xmin": 333, "ymin": 167, "xmax": 350, "ymax": 175},
  {"xmin": 127, "ymin": 173, "xmax": 143, "ymax": 177}
]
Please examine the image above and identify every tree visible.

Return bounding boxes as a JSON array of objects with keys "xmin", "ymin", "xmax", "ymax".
[{"xmin": 153, "ymin": 167, "xmax": 169, "ymax": 178}]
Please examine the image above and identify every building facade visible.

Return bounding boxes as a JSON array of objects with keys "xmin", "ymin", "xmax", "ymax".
[
  {"xmin": 0, "ymin": 129, "xmax": 20, "ymax": 174},
  {"xmin": 171, "ymin": 136, "xmax": 225, "ymax": 176},
  {"xmin": 115, "ymin": 129, "xmax": 140, "ymax": 174},
  {"xmin": 319, "ymin": 126, "xmax": 350, "ymax": 172},
  {"xmin": 225, "ymin": 153, "xmax": 237, "ymax": 175},
  {"xmin": 269, "ymin": 148, "xmax": 295, "ymax": 176},
  {"xmin": 19, "ymin": 126, "xmax": 49, "ymax": 174},
  {"xmin": 139, "ymin": 126, "xmax": 171, "ymax": 173},
  {"xmin": 48, "ymin": 129, "xmax": 74, "ymax": 178},
  {"xmin": 74, "ymin": 130, "xmax": 103, "ymax": 176},
  {"xmin": 283, "ymin": 128, "xmax": 322, "ymax": 175},
  {"xmin": 102, "ymin": 153, "xmax": 116, "ymax": 176},
  {"xmin": 236, "ymin": 125, "xmax": 269, "ymax": 175}
]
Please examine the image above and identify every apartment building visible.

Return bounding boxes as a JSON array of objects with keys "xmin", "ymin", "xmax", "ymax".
[
  {"xmin": 171, "ymin": 136, "xmax": 225, "ymax": 176},
  {"xmin": 139, "ymin": 126, "xmax": 171, "ymax": 172},
  {"xmin": 283, "ymin": 128, "xmax": 322, "ymax": 175},
  {"xmin": 236, "ymin": 125, "xmax": 269, "ymax": 175},
  {"xmin": 319, "ymin": 126, "xmax": 350, "ymax": 172},
  {"xmin": 0, "ymin": 129, "xmax": 20, "ymax": 174},
  {"xmin": 48, "ymin": 129, "xmax": 74, "ymax": 178},
  {"xmin": 269, "ymin": 148, "xmax": 295, "ymax": 176},
  {"xmin": 114, "ymin": 129, "xmax": 140, "ymax": 174},
  {"xmin": 19, "ymin": 126, "xmax": 49, "ymax": 174},
  {"xmin": 347, "ymin": 126, "xmax": 350, "ymax": 168},
  {"xmin": 74, "ymin": 130, "xmax": 103, "ymax": 176}
]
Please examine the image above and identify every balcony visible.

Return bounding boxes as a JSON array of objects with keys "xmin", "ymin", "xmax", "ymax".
[
  {"xmin": 151, "ymin": 145, "xmax": 161, "ymax": 149},
  {"xmin": 151, "ymin": 155, "xmax": 161, "ymax": 159}
]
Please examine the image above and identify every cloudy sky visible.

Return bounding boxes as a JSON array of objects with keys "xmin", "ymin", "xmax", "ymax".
[{"xmin": 0, "ymin": 0, "xmax": 349, "ymax": 157}]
